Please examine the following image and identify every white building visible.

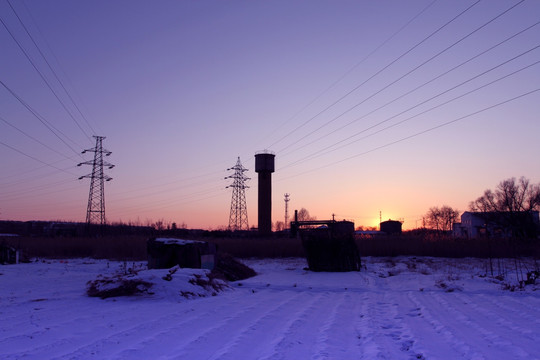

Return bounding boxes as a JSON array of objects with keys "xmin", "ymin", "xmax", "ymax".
[{"xmin": 453, "ymin": 211, "xmax": 540, "ymax": 239}]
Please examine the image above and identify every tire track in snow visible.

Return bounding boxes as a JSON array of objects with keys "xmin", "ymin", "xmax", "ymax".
[
  {"xmin": 51, "ymin": 299, "xmax": 240, "ymax": 360},
  {"xmin": 0, "ymin": 300, "xmax": 131, "ymax": 357},
  {"xmin": 309, "ymin": 292, "xmax": 363, "ymax": 360},
  {"xmin": 113, "ymin": 290, "xmax": 307, "ymax": 359},
  {"xmin": 431, "ymin": 291, "xmax": 529, "ymax": 357},
  {"xmin": 165, "ymin": 290, "xmax": 309, "ymax": 360},
  {"xmin": 207, "ymin": 291, "xmax": 330, "ymax": 360},
  {"xmin": 0, "ymin": 299, "xmax": 177, "ymax": 359},
  {"xmin": 251, "ymin": 291, "xmax": 346, "ymax": 360},
  {"xmin": 2, "ymin": 302, "xmax": 208, "ymax": 359},
  {"xmin": 405, "ymin": 290, "xmax": 467, "ymax": 359},
  {"xmin": 492, "ymin": 293, "xmax": 540, "ymax": 322},
  {"xmin": 356, "ymin": 288, "xmax": 423, "ymax": 360},
  {"xmin": 451, "ymin": 292, "xmax": 539, "ymax": 356},
  {"xmin": 83, "ymin": 290, "xmax": 288, "ymax": 360},
  {"xmin": 417, "ymin": 290, "xmax": 532, "ymax": 359}
]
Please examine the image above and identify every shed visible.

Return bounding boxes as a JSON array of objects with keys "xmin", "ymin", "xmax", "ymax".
[
  {"xmin": 147, "ymin": 238, "xmax": 217, "ymax": 270},
  {"xmin": 0, "ymin": 244, "xmax": 19, "ymax": 264}
]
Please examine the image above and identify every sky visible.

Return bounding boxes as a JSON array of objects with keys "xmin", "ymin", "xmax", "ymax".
[{"xmin": 1, "ymin": 0, "xmax": 539, "ymax": 230}]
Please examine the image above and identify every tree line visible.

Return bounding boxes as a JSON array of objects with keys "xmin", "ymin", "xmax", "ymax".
[{"xmin": 424, "ymin": 176, "xmax": 540, "ymax": 238}]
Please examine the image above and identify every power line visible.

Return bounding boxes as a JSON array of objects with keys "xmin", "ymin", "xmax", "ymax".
[
  {"xmin": 108, "ymin": 186, "xmax": 227, "ymax": 218},
  {"xmin": 261, "ymin": 0, "xmax": 439, "ymax": 148},
  {"xmin": 1, "ymin": 5, "xmax": 93, "ymax": 142},
  {"xmin": 111, "ymin": 169, "xmax": 225, "ymax": 198},
  {"xmin": 278, "ymin": 88, "xmax": 540, "ymax": 182},
  {"xmin": 0, "ymin": 179, "xmax": 79, "ymax": 202},
  {"xmin": 0, "ymin": 115, "xmax": 78, "ymax": 161},
  {"xmin": 282, "ymin": 45, "xmax": 540, "ymax": 168},
  {"xmin": 281, "ymin": 19, "xmax": 540, "ymax": 158},
  {"xmin": 0, "ymin": 80, "xmax": 83, "ymax": 158},
  {"xmin": 268, "ymin": 0, "xmax": 482, "ymax": 152},
  {"xmin": 0, "ymin": 140, "xmax": 79, "ymax": 176},
  {"xmin": 7, "ymin": 0, "xmax": 98, "ymax": 137},
  {"xmin": 277, "ymin": 0, "xmax": 525, "ymax": 155}
]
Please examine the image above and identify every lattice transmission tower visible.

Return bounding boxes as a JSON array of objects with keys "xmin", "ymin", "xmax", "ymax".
[
  {"xmin": 78, "ymin": 136, "xmax": 114, "ymax": 225},
  {"xmin": 226, "ymin": 157, "xmax": 250, "ymax": 231}
]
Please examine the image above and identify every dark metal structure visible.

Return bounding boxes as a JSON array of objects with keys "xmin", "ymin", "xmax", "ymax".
[
  {"xmin": 292, "ymin": 211, "xmax": 360, "ymax": 272},
  {"xmin": 255, "ymin": 151, "xmax": 275, "ymax": 234},
  {"xmin": 226, "ymin": 157, "xmax": 250, "ymax": 231},
  {"xmin": 78, "ymin": 136, "xmax": 114, "ymax": 225}
]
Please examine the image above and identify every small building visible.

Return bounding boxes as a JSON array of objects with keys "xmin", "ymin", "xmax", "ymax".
[
  {"xmin": 0, "ymin": 244, "xmax": 19, "ymax": 264},
  {"xmin": 453, "ymin": 211, "xmax": 540, "ymax": 239},
  {"xmin": 147, "ymin": 238, "xmax": 217, "ymax": 270},
  {"xmin": 380, "ymin": 220, "xmax": 402, "ymax": 235}
]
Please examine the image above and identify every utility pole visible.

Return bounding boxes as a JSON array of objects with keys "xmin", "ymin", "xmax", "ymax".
[
  {"xmin": 226, "ymin": 157, "xmax": 250, "ymax": 231},
  {"xmin": 284, "ymin": 193, "xmax": 290, "ymax": 229},
  {"xmin": 78, "ymin": 136, "xmax": 114, "ymax": 225}
]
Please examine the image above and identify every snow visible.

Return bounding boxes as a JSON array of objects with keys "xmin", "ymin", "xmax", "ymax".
[{"xmin": 1, "ymin": 257, "xmax": 539, "ymax": 359}]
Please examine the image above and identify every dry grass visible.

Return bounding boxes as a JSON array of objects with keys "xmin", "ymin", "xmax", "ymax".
[
  {"xmin": 2, "ymin": 233, "xmax": 538, "ymax": 260},
  {"xmin": 206, "ymin": 236, "xmax": 305, "ymax": 259},
  {"xmin": 356, "ymin": 234, "xmax": 540, "ymax": 258},
  {"xmin": 1, "ymin": 235, "xmax": 148, "ymax": 260}
]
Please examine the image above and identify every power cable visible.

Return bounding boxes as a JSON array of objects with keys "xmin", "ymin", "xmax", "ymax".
[
  {"xmin": 278, "ymin": 88, "xmax": 540, "ymax": 182},
  {"xmin": 0, "ymin": 179, "xmax": 79, "ymax": 202},
  {"xmin": 1, "ymin": 166, "xmax": 74, "ymax": 189},
  {"xmin": 111, "ymin": 169, "xmax": 226, "ymax": 197},
  {"xmin": 113, "ymin": 176, "xmax": 226, "ymax": 203},
  {"xmin": 6, "ymin": 0, "xmax": 97, "ymax": 137},
  {"xmin": 0, "ymin": 115, "xmax": 79, "ymax": 161},
  {"xmin": 0, "ymin": 13, "xmax": 91, "ymax": 145},
  {"xmin": 109, "ymin": 186, "xmax": 226, "ymax": 217},
  {"xmin": 267, "ymin": 0, "xmax": 481, "ymax": 151},
  {"xmin": 277, "ymin": 0, "xmax": 526, "ymax": 154},
  {"xmin": 0, "ymin": 158, "xmax": 69, "ymax": 181},
  {"xmin": 0, "ymin": 140, "xmax": 79, "ymax": 176},
  {"xmin": 260, "ymin": 0, "xmax": 438, "ymax": 147},
  {"xmin": 0, "ymin": 79, "xmax": 83, "ymax": 158},
  {"xmin": 281, "ymin": 19, "xmax": 540, "ymax": 158},
  {"xmin": 282, "ymin": 44, "xmax": 540, "ymax": 168}
]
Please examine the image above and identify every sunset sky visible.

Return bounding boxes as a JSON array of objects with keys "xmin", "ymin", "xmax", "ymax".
[{"xmin": 1, "ymin": 0, "xmax": 539, "ymax": 230}]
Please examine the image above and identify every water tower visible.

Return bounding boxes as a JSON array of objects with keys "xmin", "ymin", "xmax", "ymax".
[{"xmin": 255, "ymin": 151, "xmax": 275, "ymax": 235}]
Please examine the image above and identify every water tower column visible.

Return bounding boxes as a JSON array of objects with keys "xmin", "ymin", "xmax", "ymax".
[{"xmin": 255, "ymin": 151, "xmax": 275, "ymax": 235}]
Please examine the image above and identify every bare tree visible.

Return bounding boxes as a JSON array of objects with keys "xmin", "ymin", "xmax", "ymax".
[
  {"xmin": 274, "ymin": 221, "xmax": 285, "ymax": 231},
  {"xmin": 425, "ymin": 205, "xmax": 460, "ymax": 232},
  {"xmin": 469, "ymin": 176, "xmax": 540, "ymax": 239},
  {"xmin": 296, "ymin": 208, "xmax": 316, "ymax": 222}
]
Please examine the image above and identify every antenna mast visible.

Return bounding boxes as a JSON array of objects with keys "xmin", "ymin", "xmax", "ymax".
[
  {"xmin": 284, "ymin": 193, "xmax": 290, "ymax": 229},
  {"xmin": 226, "ymin": 157, "xmax": 250, "ymax": 231},
  {"xmin": 78, "ymin": 136, "xmax": 114, "ymax": 225}
]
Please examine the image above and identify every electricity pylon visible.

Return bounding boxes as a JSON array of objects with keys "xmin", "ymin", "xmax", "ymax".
[
  {"xmin": 226, "ymin": 157, "xmax": 250, "ymax": 231},
  {"xmin": 78, "ymin": 136, "xmax": 114, "ymax": 225}
]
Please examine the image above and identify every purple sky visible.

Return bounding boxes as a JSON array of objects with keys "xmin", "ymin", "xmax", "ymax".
[{"xmin": 1, "ymin": 0, "xmax": 539, "ymax": 229}]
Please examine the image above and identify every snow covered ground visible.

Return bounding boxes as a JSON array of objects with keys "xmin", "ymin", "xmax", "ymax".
[{"xmin": 1, "ymin": 257, "xmax": 539, "ymax": 359}]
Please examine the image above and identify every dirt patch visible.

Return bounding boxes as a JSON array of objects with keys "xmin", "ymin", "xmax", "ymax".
[
  {"xmin": 87, "ymin": 276, "xmax": 153, "ymax": 299},
  {"xmin": 211, "ymin": 253, "xmax": 256, "ymax": 281}
]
